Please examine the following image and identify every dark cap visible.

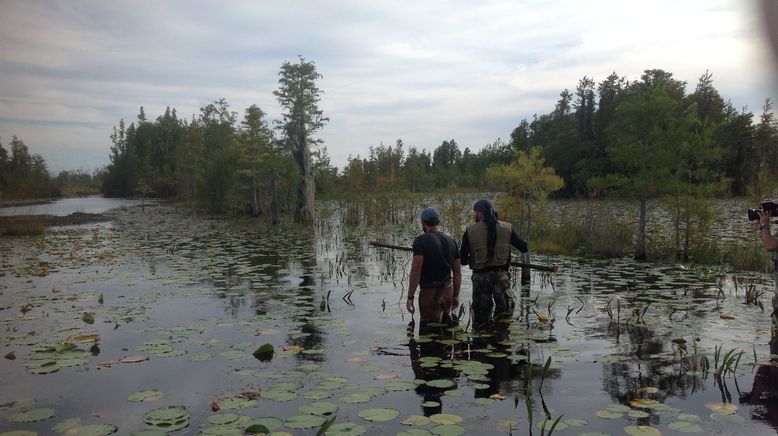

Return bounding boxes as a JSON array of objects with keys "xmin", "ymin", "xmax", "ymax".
[
  {"xmin": 473, "ymin": 198, "xmax": 494, "ymax": 214},
  {"xmin": 420, "ymin": 207, "xmax": 440, "ymax": 224}
]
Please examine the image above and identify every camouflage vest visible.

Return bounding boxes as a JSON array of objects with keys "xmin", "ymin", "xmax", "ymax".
[{"xmin": 465, "ymin": 220, "xmax": 513, "ymax": 271}]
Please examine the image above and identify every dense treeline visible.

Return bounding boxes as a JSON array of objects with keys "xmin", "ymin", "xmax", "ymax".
[
  {"xmin": 98, "ymin": 67, "xmax": 777, "ymax": 224},
  {"xmin": 0, "ymin": 135, "xmax": 60, "ymax": 200}
]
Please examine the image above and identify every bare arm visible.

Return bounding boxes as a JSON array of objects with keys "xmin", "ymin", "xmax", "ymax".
[
  {"xmin": 758, "ymin": 210, "xmax": 778, "ymax": 251},
  {"xmin": 407, "ymin": 255, "xmax": 423, "ymax": 313}
]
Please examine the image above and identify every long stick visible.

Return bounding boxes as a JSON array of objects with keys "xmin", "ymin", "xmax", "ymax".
[{"xmin": 368, "ymin": 241, "xmax": 557, "ymax": 272}]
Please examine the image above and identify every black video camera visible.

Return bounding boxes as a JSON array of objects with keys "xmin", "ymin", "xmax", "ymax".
[{"xmin": 748, "ymin": 198, "xmax": 778, "ymax": 221}]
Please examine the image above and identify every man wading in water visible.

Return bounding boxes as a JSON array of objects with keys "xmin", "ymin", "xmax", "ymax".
[
  {"xmin": 460, "ymin": 198, "xmax": 529, "ymax": 329},
  {"xmin": 406, "ymin": 207, "xmax": 461, "ymax": 325}
]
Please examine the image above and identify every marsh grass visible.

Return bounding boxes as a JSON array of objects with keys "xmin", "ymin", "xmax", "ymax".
[{"xmin": 0, "ymin": 218, "xmax": 46, "ymax": 236}]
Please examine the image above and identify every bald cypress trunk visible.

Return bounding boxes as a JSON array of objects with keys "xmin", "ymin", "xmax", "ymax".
[{"xmin": 291, "ymin": 134, "xmax": 315, "ymax": 224}]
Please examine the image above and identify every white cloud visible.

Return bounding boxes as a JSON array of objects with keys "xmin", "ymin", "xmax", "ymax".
[{"xmin": 0, "ymin": 0, "xmax": 775, "ymax": 172}]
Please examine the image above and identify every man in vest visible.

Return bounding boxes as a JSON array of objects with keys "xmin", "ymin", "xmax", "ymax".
[
  {"xmin": 757, "ymin": 209, "xmax": 778, "ymax": 317},
  {"xmin": 460, "ymin": 198, "xmax": 529, "ymax": 328},
  {"xmin": 406, "ymin": 207, "xmax": 462, "ymax": 324}
]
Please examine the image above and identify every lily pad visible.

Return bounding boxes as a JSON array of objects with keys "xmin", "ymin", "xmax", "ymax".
[
  {"xmin": 340, "ymin": 393, "xmax": 372, "ymax": 404},
  {"xmin": 496, "ymin": 420, "xmax": 520, "ymax": 431},
  {"xmin": 284, "ymin": 414, "xmax": 326, "ymax": 429},
  {"xmin": 426, "ymin": 379, "xmax": 455, "ymax": 389},
  {"xmin": 325, "ymin": 422, "xmax": 367, "ymax": 435},
  {"xmin": 430, "ymin": 424, "xmax": 465, "ymax": 436},
  {"xmin": 244, "ymin": 417, "xmax": 283, "ymax": 432},
  {"xmin": 52, "ymin": 418, "xmax": 81, "ymax": 433},
  {"xmin": 127, "ymin": 390, "xmax": 163, "ymax": 402},
  {"xmin": 402, "ymin": 416, "xmax": 432, "ymax": 426},
  {"xmin": 429, "ymin": 414, "xmax": 462, "ymax": 425},
  {"xmin": 67, "ymin": 424, "xmax": 118, "ymax": 436},
  {"xmin": 595, "ymin": 410, "xmax": 622, "ymax": 419},
  {"xmin": 216, "ymin": 396, "xmax": 256, "ymax": 410},
  {"xmin": 397, "ymin": 429, "xmax": 434, "ymax": 436},
  {"xmin": 358, "ymin": 408, "xmax": 399, "ymax": 422},
  {"xmin": 144, "ymin": 406, "xmax": 190, "ymax": 432},
  {"xmin": 8, "ymin": 408, "xmax": 56, "ymax": 423},
  {"xmin": 623, "ymin": 426, "xmax": 661, "ymax": 436},
  {"xmin": 668, "ymin": 421, "xmax": 703, "ymax": 433},
  {"xmin": 298, "ymin": 401, "xmax": 338, "ymax": 416}
]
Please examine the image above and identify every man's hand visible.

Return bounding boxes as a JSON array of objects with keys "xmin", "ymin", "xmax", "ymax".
[
  {"xmin": 406, "ymin": 298, "xmax": 415, "ymax": 314},
  {"xmin": 451, "ymin": 294, "xmax": 460, "ymax": 309},
  {"xmin": 758, "ymin": 209, "xmax": 772, "ymax": 228}
]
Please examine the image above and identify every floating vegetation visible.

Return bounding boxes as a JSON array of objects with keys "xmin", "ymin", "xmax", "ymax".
[
  {"xmin": 0, "ymin": 199, "xmax": 772, "ymax": 436},
  {"xmin": 143, "ymin": 406, "xmax": 190, "ymax": 432}
]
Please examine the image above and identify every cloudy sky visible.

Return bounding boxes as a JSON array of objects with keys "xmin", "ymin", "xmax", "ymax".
[{"xmin": 0, "ymin": 0, "xmax": 776, "ymax": 173}]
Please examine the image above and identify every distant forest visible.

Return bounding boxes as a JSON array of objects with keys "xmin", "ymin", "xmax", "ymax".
[{"xmin": 1, "ymin": 68, "xmax": 776, "ymax": 212}]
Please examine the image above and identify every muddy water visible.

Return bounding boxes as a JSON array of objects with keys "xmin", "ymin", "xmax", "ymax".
[{"xmin": 0, "ymin": 201, "xmax": 776, "ymax": 435}]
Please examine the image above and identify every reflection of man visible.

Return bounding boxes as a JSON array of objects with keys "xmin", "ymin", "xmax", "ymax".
[
  {"xmin": 406, "ymin": 207, "xmax": 461, "ymax": 324},
  {"xmin": 408, "ymin": 322, "xmax": 458, "ymax": 416},
  {"xmin": 742, "ymin": 339, "xmax": 778, "ymax": 428},
  {"xmin": 460, "ymin": 199, "xmax": 528, "ymax": 328},
  {"xmin": 756, "ymin": 210, "xmax": 778, "ymax": 315}
]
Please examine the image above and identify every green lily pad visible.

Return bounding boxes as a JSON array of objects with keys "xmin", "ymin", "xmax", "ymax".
[
  {"xmin": 325, "ymin": 422, "xmax": 367, "ymax": 435},
  {"xmin": 397, "ymin": 429, "xmax": 434, "ymax": 436},
  {"xmin": 144, "ymin": 406, "xmax": 190, "ymax": 432},
  {"xmin": 430, "ymin": 424, "xmax": 465, "ymax": 436},
  {"xmin": 384, "ymin": 381, "xmax": 416, "ymax": 392},
  {"xmin": 0, "ymin": 432, "xmax": 38, "ymax": 436},
  {"xmin": 496, "ymin": 420, "xmax": 520, "ymax": 431},
  {"xmin": 260, "ymin": 390, "xmax": 297, "ymax": 402},
  {"xmin": 304, "ymin": 390, "xmax": 332, "ymax": 400},
  {"xmin": 421, "ymin": 401, "xmax": 441, "ymax": 408},
  {"xmin": 429, "ymin": 414, "xmax": 462, "ymax": 425},
  {"xmin": 595, "ymin": 410, "xmax": 622, "ymax": 419},
  {"xmin": 340, "ymin": 393, "xmax": 372, "ymax": 404},
  {"xmin": 67, "ymin": 424, "xmax": 118, "ymax": 436},
  {"xmin": 127, "ymin": 390, "xmax": 163, "ymax": 402},
  {"xmin": 627, "ymin": 410, "xmax": 650, "ymax": 418},
  {"xmin": 623, "ymin": 425, "xmax": 661, "ymax": 436},
  {"xmin": 402, "ymin": 416, "xmax": 432, "ymax": 426},
  {"xmin": 358, "ymin": 408, "xmax": 400, "ymax": 422},
  {"xmin": 537, "ymin": 420, "xmax": 568, "ymax": 431},
  {"xmin": 426, "ymin": 379, "xmax": 455, "ymax": 389},
  {"xmin": 206, "ymin": 414, "xmax": 243, "ymax": 425},
  {"xmin": 710, "ymin": 413, "xmax": 745, "ymax": 424},
  {"xmin": 244, "ymin": 417, "xmax": 283, "ymax": 431},
  {"xmin": 8, "ymin": 408, "xmax": 56, "ymax": 423},
  {"xmin": 473, "ymin": 398, "xmax": 495, "ymax": 406},
  {"xmin": 565, "ymin": 418, "xmax": 588, "ymax": 426},
  {"xmin": 217, "ymin": 396, "xmax": 256, "ymax": 409},
  {"xmin": 52, "ymin": 418, "xmax": 81, "ymax": 433},
  {"xmin": 677, "ymin": 414, "xmax": 702, "ymax": 423},
  {"xmin": 298, "ymin": 401, "xmax": 338, "ymax": 416},
  {"xmin": 198, "ymin": 426, "xmax": 243, "ymax": 436},
  {"xmin": 668, "ymin": 421, "xmax": 703, "ymax": 433},
  {"xmin": 284, "ymin": 414, "xmax": 326, "ymax": 429}
]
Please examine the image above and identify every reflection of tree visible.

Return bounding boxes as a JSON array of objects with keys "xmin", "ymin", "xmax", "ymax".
[
  {"xmin": 288, "ymin": 234, "xmax": 326, "ymax": 362},
  {"xmin": 590, "ymin": 320, "xmax": 706, "ymax": 425}
]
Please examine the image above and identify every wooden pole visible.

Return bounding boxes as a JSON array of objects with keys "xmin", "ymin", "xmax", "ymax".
[{"xmin": 368, "ymin": 241, "xmax": 557, "ymax": 272}]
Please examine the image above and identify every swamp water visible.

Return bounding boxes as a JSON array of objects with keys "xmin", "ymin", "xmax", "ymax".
[{"xmin": 0, "ymin": 200, "xmax": 776, "ymax": 435}]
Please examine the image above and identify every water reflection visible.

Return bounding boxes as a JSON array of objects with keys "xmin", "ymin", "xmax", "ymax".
[
  {"xmin": 408, "ymin": 321, "xmax": 460, "ymax": 415},
  {"xmin": 742, "ymin": 339, "xmax": 778, "ymax": 430}
]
